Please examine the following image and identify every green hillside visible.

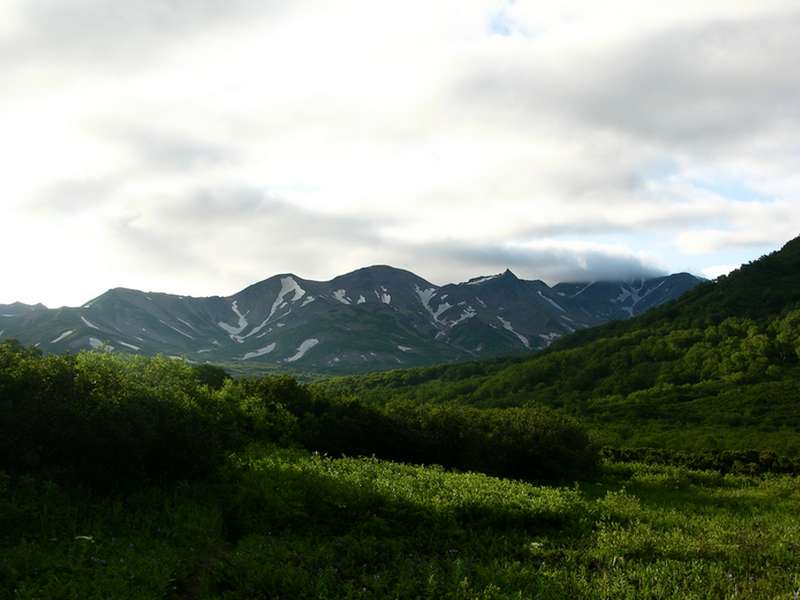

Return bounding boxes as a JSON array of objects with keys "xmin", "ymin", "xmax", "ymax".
[{"xmin": 316, "ymin": 236, "xmax": 800, "ymax": 454}]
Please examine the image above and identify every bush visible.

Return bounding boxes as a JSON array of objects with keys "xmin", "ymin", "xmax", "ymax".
[{"xmin": 0, "ymin": 340, "xmax": 599, "ymax": 488}]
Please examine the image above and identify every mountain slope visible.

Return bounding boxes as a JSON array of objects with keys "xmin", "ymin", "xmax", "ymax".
[
  {"xmin": 317, "ymin": 236, "xmax": 800, "ymax": 452},
  {"xmin": 0, "ymin": 266, "xmax": 702, "ymax": 373},
  {"xmin": 552, "ymin": 235, "xmax": 800, "ymax": 353}
]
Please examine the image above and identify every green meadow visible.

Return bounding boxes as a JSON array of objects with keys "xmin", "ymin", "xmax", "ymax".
[{"xmin": 4, "ymin": 448, "xmax": 800, "ymax": 599}]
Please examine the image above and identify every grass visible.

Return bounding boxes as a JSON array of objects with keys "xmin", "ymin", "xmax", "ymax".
[{"xmin": 2, "ymin": 449, "xmax": 800, "ymax": 599}]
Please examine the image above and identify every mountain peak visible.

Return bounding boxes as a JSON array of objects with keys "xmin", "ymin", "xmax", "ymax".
[{"xmin": 501, "ymin": 268, "xmax": 518, "ymax": 280}]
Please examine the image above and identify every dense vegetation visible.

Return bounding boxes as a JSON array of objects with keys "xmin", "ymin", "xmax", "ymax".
[{"xmin": 0, "ymin": 340, "xmax": 596, "ymax": 488}]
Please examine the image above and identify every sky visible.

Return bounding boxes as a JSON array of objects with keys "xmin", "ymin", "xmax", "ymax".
[{"xmin": 2, "ymin": 0, "xmax": 799, "ymax": 307}]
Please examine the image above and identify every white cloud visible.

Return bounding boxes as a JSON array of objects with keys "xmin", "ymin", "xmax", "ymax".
[
  {"xmin": 702, "ymin": 264, "xmax": 738, "ymax": 280},
  {"xmin": 0, "ymin": 0, "xmax": 798, "ymax": 306}
]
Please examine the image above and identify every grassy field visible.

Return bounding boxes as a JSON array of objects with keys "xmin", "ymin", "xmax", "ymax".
[{"xmin": 3, "ymin": 447, "xmax": 800, "ymax": 599}]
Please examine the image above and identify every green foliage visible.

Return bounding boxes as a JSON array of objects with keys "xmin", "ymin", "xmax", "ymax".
[
  {"xmin": 229, "ymin": 378, "xmax": 598, "ymax": 482},
  {"xmin": 601, "ymin": 446, "xmax": 800, "ymax": 476},
  {"xmin": 315, "ymin": 306, "xmax": 800, "ymax": 454},
  {"xmin": 381, "ymin": 402, "xmax": 598, "ymax": 482},
  {"xmin": 0, "ymin": 342, "xmax": 294, "ymax": 487},
  {"xmin": 4, "ymin": 450, "xmax": 800, "ymax": 599},
  {"xmin": 191, "ymin": 363, "xmax": 231, "ymax": 390},
  {"xmin": 0, "ymin": 340, "xmax": 597, "ymax": 487}
]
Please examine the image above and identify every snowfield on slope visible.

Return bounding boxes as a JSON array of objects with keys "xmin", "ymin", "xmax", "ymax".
[
  {"xmin": 50, "ymin": 330, "xmax": 73, "ymax": 344},
  {"xmin": 241, "ymin": 343, "xmax": 277, "ymax": 360},
  {"xmin": 218, "ymin": 300, "xmax": 249, "ymax": 341},
  {"xmin": 286, "ymin": 338, "xmax": 319, "ymax": 362},
  {"xmin": 81, "ymin": 316, "xmax": 101, "ymax": 330},
  {"xmin": 497, "ymin": 316, "xmax": 530, "ymax": 348}
]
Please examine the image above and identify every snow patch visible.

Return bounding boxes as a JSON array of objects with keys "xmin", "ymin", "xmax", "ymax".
[
  {"xmin": 397, "ymin": 345, "xmax": 413, "ymax": 352},
  {"xmin": 538, "ymin": 291, "xmax": 566, "ymax": 312},
  {"xmin": 241, "ymin": 343, "xmax": 277, "ymax": 360},
  {"xmin": 357, "ymin": 295, "xmax": 366, "ymax": 304},
  {"xmin": 381, "ymin": 292, "xmax": 391, "ymax": 304},
  {"xmin": 0, "ymin": 330, "xmax": 4, "ymax": 337},
  {"xmin": 81, "ymin": 316, "xmax": 101, "ymax": 330},
  {"xmin": 415, "ymin": 286, "xmax": 437, "ymax": 310},
  {"xmin": 612, "ymin": 279, "xmax": 665, "ymax": 317},
  {"xmin": 449, "ymin": 306, "xmax": 477, "ymax": 328},
  {"xmin": 301, "ymin": 296, "xmax": 315, "ymax": 307},
  {"xmin": 118, "ymin": 341, "xmax": 141, "ymax": 351},
  {"xmin": 415, "ymin": 285, "xmax": 452, "ymax": 325},
  {"xmin": 433, "ymin": 302, "xmax": 452, "ymax": 320},
  {"xmin": 571, "ymin": 282, "xmax": 594, "ymax": 297},
  {"xmin": 245, "ymin": 277, "xmax": 304, "ymax": 340},
  {"xmin": 285, "ymin": 338, "xmax": 319, "ymax": 362},
  {"xmin": 333, "ymin": 289, "xmax": 351, "ymax": 304},
  {"xmin": 466, "ymin": 274, "xmax": 500, "ymax": 285},
  {"xmin": 177, "ymin": 318, "xmax": 196, "ymax": 331},
  {"xmin": 159, "ymin": 319, "xmax": 194, "ymax": 339},
  {"xmin": 50, "ymin": 330, "xmax": 73, "ymax": 344},
  {"xmin": 197, "ymin": 349, "xmax": 214, "ymax": 354},
  {"xmin": 218, "ymin": 300, "xmax": 249, "ymax": 342},
  {"xmin": 497, "ymin": 316, "xmax": 530, "ymax": 349}
]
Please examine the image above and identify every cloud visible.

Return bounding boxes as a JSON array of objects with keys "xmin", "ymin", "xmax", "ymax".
[
  {"xmin": 407, "ymin": 240, "xmax": 666, "ymax": 285},
  {"xmin": 1, "ymin": 0, "xmax": 798, "ymax": 306},
  {"xmin": 108, "ymin": 127, "xmax": 238, "ymax": 171},
  {"xmin": 0, "ymin": 0, "xmax": 286, "ymax": 69},
  {"xmin": 31, "ymin": 176, "xmax": 121, "ymax": 215},
  {"xmin": 701, "ymin": 264, "xmax": 737, "ymax": 280},
  {"xmin": 460, "ymin": 10, "xmax": 800, "ymax": 154}
]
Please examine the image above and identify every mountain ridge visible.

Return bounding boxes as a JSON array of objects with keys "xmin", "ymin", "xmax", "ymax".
[{"xmin": 0, "ymin": 265, "xmax": 703, "ymax": 373}]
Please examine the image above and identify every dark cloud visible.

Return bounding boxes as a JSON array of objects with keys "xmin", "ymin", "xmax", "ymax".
[
  {"xmin": 159, "ymin": 186, "xmax": 391, "ymax": 244},
  {"xmin": 103, "ymin": 185, "xmax": 666, "ymax": 286},
  {"xmin": 415, "ymin": 241, "xmax": 665, "ymax": 284}
]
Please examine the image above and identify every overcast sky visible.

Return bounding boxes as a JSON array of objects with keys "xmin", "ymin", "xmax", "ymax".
[{"xmin": 2, "ymin": 1, "xmax": 799, "ymax": 307}]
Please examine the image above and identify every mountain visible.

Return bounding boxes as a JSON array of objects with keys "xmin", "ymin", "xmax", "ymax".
[
  {"xmin": 0, "ymin": 302, "xmax": 47, "ymax": 317},
  {"xmin": 317, "ymin": 236, "xmax": 800, "ymax": 452},
  {"xmin": 552, "ymin": 234, "xmax": 800, "ymax": 353},
  {"xmin": 0, "ymin": 266, "xmax": 702, "ymax": 373}
]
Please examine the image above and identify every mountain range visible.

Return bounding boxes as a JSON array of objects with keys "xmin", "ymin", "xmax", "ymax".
[
  {"xmin": 318, "ymin": 235, "xmax": 800, "ymax": 452},
  {"xmin": 0, "ymin": 266, "xmax": 702, "ymax": 373}
]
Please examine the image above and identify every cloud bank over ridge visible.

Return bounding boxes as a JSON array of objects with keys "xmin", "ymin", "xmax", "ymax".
[{"xmin": 1, "ymin": 0, "xmax": 798, "ymax": 305}]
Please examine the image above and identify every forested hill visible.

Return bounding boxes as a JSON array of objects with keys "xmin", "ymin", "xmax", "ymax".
[{"xmin": 316, "ymin": 235, "xmax": 800, "ymax": 453}]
